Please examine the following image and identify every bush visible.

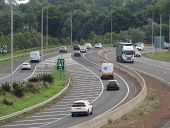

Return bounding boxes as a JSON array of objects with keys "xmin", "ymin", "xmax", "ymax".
[
  {"xmin": 12, "ymin": 82, "xmax": 25, "ymax": 98},
  {"xmin": 26, "ymin": 82, "xmax": 40, "ymax": 94},
  {"xmin": 28, "ymin": 77, "xmax": 39, "ymax": 83},
  {"xmin": 38, "ymin": 74, "xmax": 54, "ymax": 84},
  {"xmin": 3, "ymin": 98, "xmax": 13, "ymax": 106},
  {"xmin": 1, "ymin": 82, "xmax": 11, "ymax": 92}
]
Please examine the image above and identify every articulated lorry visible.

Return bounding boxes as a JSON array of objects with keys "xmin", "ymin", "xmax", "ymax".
[{"xmin": 116, "ymin": 42, "xmax": 135, "ymax": 63}]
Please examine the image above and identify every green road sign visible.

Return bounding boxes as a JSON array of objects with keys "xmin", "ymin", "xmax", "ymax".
[{"xmin": 56, "ymin": 58, "xmax": 64, "ymax": 71}]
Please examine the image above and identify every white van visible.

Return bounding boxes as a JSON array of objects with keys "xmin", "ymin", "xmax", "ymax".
[
  {"xmin": 30, "ymin": 51, "xmax": 41, "ymax": 62},
  {"xmin": 100, "ymin": 63, "xmax": 114, "ymax": 79}
]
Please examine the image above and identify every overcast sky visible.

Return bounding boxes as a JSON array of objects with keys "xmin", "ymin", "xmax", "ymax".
[{"xmin": 5, "ymin": 0, "xmax": 30, "ymax": 5}]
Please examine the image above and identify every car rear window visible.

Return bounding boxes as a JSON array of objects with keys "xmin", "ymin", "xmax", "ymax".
[
  {"xmin": 23, "ymin": 64, "xmax": 29, "ymax": 65},
  {"xmin": 72, "ymin": 102, "xmax": 86, "ymax": 107}
]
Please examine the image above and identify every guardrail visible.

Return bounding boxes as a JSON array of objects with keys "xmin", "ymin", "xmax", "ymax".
[
  {"xmin": 70, "ymin": 48, "xmax": 147, "ymax": 128},
  {"xmin": 0, "ymin": 78, "xmax": 71, "ymax": 122}
]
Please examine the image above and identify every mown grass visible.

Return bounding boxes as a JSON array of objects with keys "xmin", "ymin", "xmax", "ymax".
[
  {"xmin": 144, "ymin": 52, "xmax": 170, "ymax": 62},
  {"xmin": 0, "ymin": 71, "xmax": 68, "ymax": 116}
]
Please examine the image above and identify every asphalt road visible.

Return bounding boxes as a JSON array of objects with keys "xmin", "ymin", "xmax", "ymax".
[
  {"xmin": 105, "ymin": 50, "xmax": 170, "ymax": 85},
  {"xmin": 105, "ymin": 48, "xmax": 170, "ymax": 128},
  {"xmin": 0, "ymin": 48, "xmax": 68, "ymax": 83},
  {"xmin": 0, "ymin": 49, "xmax": 136, "ymax": 128}
]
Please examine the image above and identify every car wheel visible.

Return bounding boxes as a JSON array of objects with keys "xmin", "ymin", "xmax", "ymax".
[
  {"xmin": 111, "ymin": 76, "xmax": 114, "ymax": 79},
  {"xmin": 71, "ymin": 113, "xmax": 75, "ymax": 117},
  {"xmin": 86, "ymin": 110, "xmax": 89, "ymax": 116},
  {"xmin": 90, "ymin": 107, "xmax": 93, "ymax": 114}
]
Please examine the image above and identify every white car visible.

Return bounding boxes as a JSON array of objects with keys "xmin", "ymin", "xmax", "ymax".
[
  {"xmin": 21, "ymin": 63, "xmax": 31, "ymax": 70},
  {"xmin": 71, "ymin": 100, "xmax": 93, "ymax": 117},
  {"xmin": 80, "ymin": 46, "xmax": 87, "ymax": 53},
  {"xmin": 95, "ymin": 43, "xmax": 102, "ymax": 48},
  {"xmin": 59, "ymin": 46, "xmax": 67, "ymax": 53},
  {"xmin": 134, "ymin": 48, "xmax": 141, "ymax": 57},
  {"xmin": 84, "ymin": 43, "xmax": 92, "ymax": 49},
  {"xmin": 135, "ymin": 43, "xmax": 144, "ymax": 51}
]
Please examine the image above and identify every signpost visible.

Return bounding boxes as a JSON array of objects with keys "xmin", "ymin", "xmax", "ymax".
[{"xmin": 56, "ymin": 58, "xmax": 65, "ymax": 80}]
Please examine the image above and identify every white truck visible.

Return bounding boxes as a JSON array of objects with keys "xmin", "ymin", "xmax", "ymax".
[
  {"xmin": 116, "ymin": 42, "xmax": 135, "ymax": 63},
  {"xmin": 30, "ymin": 51, "xmax": 41, "ymax": 62},
  {"xmin": 100, "ymin": 63, "xmax": 114, "ymax": 79}
]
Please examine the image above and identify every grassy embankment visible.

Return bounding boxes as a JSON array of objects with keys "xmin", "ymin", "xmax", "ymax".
[
  {"xmin": 0, "ymin": 71, "xmax": 68, "ymax": 116},
  {"xmin": 144, "ymin": 52, "xmax": 170, "ymax": 62}
]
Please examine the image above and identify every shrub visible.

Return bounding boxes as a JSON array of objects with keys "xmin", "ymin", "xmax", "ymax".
[
  {"xmin": 40, "ymin": 74, "xmax": 54, "ymax": 83},
  {"xmin": 3, "ymin": 98, "xmax": 13, "ymax": 106},
  {"xmin": 13, "ymin": 85, "xmax": 24, "ymax": 98},
  {"xmin": 28, "ymin": 77, "xmax": 39, "ymax": 83},
  {"xmin": 26, "ymin": 82, "xmax": 40, "ymax": 94},
  {"xmin": 1, "ymin": 82, "xmax": 11, "ymax": 92}
]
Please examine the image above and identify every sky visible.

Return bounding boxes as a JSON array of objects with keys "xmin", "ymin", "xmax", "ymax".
[{"xmin": 5, "ymin": 0, "xmax": 30, "ymax": 5}]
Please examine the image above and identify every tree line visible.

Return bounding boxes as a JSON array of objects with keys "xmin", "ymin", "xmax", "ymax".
[{"xmin": 0, "ymin": 0, "xmax": 170, "ymax": 51}]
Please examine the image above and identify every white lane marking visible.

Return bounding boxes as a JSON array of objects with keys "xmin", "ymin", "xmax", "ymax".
[
  {"xmin": 25, "ymin": 114, "xmax": 68, "ymax": 119},
  {"xmin": 3, "ymin": 122, "xmax": 51, "ymax": 127},
  {"xmin": 83, "ymin": 52, "xmax": 130, "ymax": 111},
  {"xmin": 0, "ymin": 51, "xmax": 59, "ymax": 80},
  {"xmin": 34, "ymin": 111, "xmax": 68, "ymax": 115},
  {"xmin": 23, "ymin": 65, "xmax": 37, "ymax": 81},
  {"xmin": 14, "ymin": 118, "xmax": 61, "ymax": 123},
  {"xmin": 38, "ymin": 53, "xmax": 104, "ymax": 128},
  {"xmin": 105, "ymin": 53, "xmax": 166, "ymax": 83},
  {"xmin": 44, "ymin": 108, "xmax": 68, "ymax": 111},
  {"xmin": 62, "ymin": 96, "xmax": 96, "ymax": 101}
]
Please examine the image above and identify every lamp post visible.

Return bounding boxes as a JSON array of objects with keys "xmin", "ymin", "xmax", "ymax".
[
  {"xmin": 46, "ymin": 7, "xmax": 48, "ymax": 48},
  {"xmin": 160, "ymin": 13, "xmax": 162, "ymax": 51},
  {"xmin": 41, "ymin": 8, "xmax": 44, "ymax": 75},
  {"xmin": 10, "ymin": 1, "xmax": 14, "ymax": 83},
  {"xmin": 111, "ymin": 9, "xmax": 112, "ymax": 45},
  {"xmin": 152, "ymin": 13, "xmax": 154, "ymax": 53},
  {"xmin": 169, "ymin": 14, "xmax": 170, "ymax": 52},
  {"xmin": 70, "ymin": 5, "xmax": 72, "ymax": 47}
]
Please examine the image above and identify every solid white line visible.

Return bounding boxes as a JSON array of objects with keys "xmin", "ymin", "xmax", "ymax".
[
  {"xmin": 3, "ymin": 122, "xmax": 51, "ymax": 127},
  {"xmin": 14, "ymin": 118, "xmax": 61, "ymax": 123},
  {"xmin": 26, "ymin": 114, "xmax": 68, "ymax": 119}
]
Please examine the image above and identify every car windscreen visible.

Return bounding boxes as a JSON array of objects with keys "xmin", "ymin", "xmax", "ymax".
[
  {"xmin": 72, "ymin": 102, "xmax": 86, "ymax": 107},
  {"xmin": 102, "ymin": 66, "xmax": 112, "ymax": 71}
]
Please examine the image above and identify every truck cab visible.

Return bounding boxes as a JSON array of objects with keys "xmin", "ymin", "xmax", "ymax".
[
  {"xmin": 116, "ymin": 42, "xmax": 135, "ymax": 63},
  {"xmin": 100, "ymin": 63, "xmax": 114, "ymax": 80}
]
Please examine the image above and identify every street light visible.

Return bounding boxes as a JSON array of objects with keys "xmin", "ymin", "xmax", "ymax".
[
  {"xmin": 160, "ymin": 13, "xmax": 162, "ymax": 51},
  {"xmin": 10, "ymin": 1, "xmax": 14, "ymax": 83},
  {"xmin": 41, "ymin": 8, "xmax": 44, "ymax": 75}
]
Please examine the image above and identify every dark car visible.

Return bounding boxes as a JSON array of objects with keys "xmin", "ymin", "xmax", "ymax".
[
  {"xmin": 73, "ymin": 45, "xmax": 80, "ymax": 50},
  {"xmin": 74, "ymin": 50, "xmax": 81, "ymax": 57},
  {"xmin": 106, "ymin": 80, "xmax": 119, "ymax": 91}
]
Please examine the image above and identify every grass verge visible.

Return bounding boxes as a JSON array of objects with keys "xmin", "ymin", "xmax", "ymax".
[
  {"xmin": 144, "ymin": 52, "xmax": 170, "ymax": 62},
  {"xmin": 0, "ymin": 71, "xmax": 68, "ymax": 116},
  {"xmin": 101, "ymin": 88, "xmax": 159, "ymax": 128}
]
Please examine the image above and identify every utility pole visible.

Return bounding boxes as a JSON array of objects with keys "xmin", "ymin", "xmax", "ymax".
[
  {"xmin": 46, "ymin": 7, "xmax": 48, "ymax": 48},
  {"xmin": 71, "ymin": 5, "xmax": 72, "ymax": 47},
  {"xmin": 10, "ymin": 1, "xmax": 14, "ymax": 83},
  {"xmin": 41, "ymin": 8, "xmax": 44, "ymax": 75},
  {"xmin": 152, "ymin": 14, "xmax": 154, "ymax": 52},
  {"xmin": 111, "ymin": 9, "xmax": 112, "ymax": 45},
  {"xmin": 160, "ymin": 13, "xmax": 162, "ymax": 51},
  {"xmin": 169, "ymin": 14, "xmax": 170, "ymax": 52}
]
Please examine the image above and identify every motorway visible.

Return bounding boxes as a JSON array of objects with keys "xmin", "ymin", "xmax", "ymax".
[
  {"xmin": 0, "ymin": 48, "xmax": 137, "ymax": 128},
  {"xmin": 105, "ymin": 49, "xmax": 170, "ymax": 85},
  {"xmin": 104, "ymin": 48, "xmax": 170, "ymax": 128}
]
